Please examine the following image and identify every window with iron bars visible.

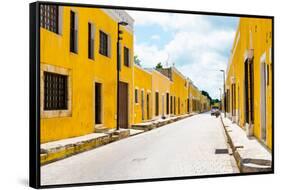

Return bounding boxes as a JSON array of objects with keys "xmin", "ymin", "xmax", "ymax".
[
  {"xmin": 40, "ymin": 5, "xmax": 58, "ymax": 33},
  {"xmin": 44, "ymin": 72, "xmax": 68, "ymax": 110}
]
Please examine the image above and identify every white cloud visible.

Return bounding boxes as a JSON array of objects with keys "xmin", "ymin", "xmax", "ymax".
[
  {"xmin": 128, "ymin": 11, "xmax": 210, "ymax": 32},
  {"xmin": 129, "ymin": 11, "xmax": 237, "ymax": 99},
  {"xmin": 151, "ymin": 34, "xmax": 160, "ymax": 40}
]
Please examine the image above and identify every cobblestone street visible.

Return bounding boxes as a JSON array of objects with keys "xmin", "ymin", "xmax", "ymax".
[{"xmin": 41, "ymin": 112, "xmax": 239, "ymax": 185}]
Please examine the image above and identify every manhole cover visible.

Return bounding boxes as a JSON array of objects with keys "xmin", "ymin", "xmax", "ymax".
[{"xmin": 215, "ymin": 149, "xmax": 229, "ymax": 154}]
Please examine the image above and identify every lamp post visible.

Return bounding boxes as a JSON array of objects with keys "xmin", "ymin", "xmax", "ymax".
[
  {"xmin": 219, "ymin": 88, "xmax": 222, "ymax": 110},
  {"xmin": 220, "ymin": 69, "xmax": 226, "ymax": 118},
  {"xmin": 116, "ymin": 21, "xmax": 128, "ymax": 131}
]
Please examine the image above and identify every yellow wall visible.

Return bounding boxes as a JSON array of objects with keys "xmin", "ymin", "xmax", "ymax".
[
  {"xmin": 133, "ymin": 65, "xmax": 152, "ymax": 123},
  {"xmin": 200, "ymin": 94, "xmax": 210, "ymax": 112},
  {"xmin": 40, "ymin": 7, "xmax": 134, "ymax": 143},
  {"xmin": 170, "ymin": 67, "xmax": 188, "ymax": 115},
  {"xmin": 226, "ymin": 17, "xmax": 272, "ymax": 149},
  {"xmin": 40, "ymin": 6, "xmax": 214, "ymax": 144},
  {"xmin": 189, "ymin": 83, "xmax": 201, "ymax": 113},
  {"xmin": 151, "ymin": 70, "xmax": 171, "ymax": 118}
]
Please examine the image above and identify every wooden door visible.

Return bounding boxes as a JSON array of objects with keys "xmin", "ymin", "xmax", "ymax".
[{"xmin": 118, "ymin": 82, "xmax": 128, "ymax": 128}]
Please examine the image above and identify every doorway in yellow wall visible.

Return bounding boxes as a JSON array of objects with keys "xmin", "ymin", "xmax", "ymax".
[
  {"xmin": 146, "ymin": 93, "xmax": 150, "ymax": 120},
  {"xmin": 95, "ymin": 82, "xmax": 102, "ymax": 125},
  {"xmin": 141, "ymin": 90, "xmax": 144, "ymax": 121},
  {"xmin": 166, "ymin": 93, "xmax": 170, "ymax": 115},
  {"xmin": 260, "ymin": 59, "xmax": 267, "ymax": 142},
  {"xmin": 118, "ymin": 82, "xmax": 129, "ymax": 129}
]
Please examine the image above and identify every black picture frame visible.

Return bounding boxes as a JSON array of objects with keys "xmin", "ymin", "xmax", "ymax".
[{"xmin": 29, "ymin": 1, "xmax": 274, "ymax": 189}]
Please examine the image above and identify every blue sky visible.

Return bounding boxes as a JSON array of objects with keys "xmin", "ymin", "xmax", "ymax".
[{"xmin": 127, "ymin": 10, "xmax": 239, "ymax": 99}]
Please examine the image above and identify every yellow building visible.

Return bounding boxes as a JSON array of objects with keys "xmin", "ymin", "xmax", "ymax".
[
  {"xmin": 170, "ymin": 67, "xmax": 189, "ymax": 116},
  {"xmin": 147, "ymin": 69, "xmax": 171, "ymax": 119},
  {"xmin": 188, "ymin": 80, "xmax": 201, "ymax": 113},
  {"xmin": 40, "ymin": 4, "xmax": 213, "ymax": 144},
  {"xmin": 200, "ymin": 94, "xmax": 210, "ymax": 112},
  {"xmin": 225, "ymin": 17, "xmax": 272, "ymax": 149},
  {"xmin": 157, "ymin": 67, "xmax": 189, "ymax": 116},
  {"xmin": 133, "ymin": 64, "xmax": 152, "ymax": 123},
  {"xmin": 40, "ymin": 5, "xmax": 134, "ymax": 143}
]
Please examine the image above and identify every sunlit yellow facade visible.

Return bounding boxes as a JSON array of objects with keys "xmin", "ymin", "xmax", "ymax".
[
  {"xmin": 40, "ymin": 5, "xmax": 211, "ymax": 144},
  {"xmin": 40, "ymin": 6, "xmax": 134, "ymax": 143},
  {"xmin": 200, "ymin": 94, "xmax": 210, "ymax": 112},
  {"xmin": 169, "ymin": 67, "xmax": 189, "ymax": 115},
  {"xmin": 133, "ymin": 65, "xmax": 152, "ymax": 123},
  {"xmin": 188, "ymin": 81, "xmax": 202, "ymax": 113},
  {"xmin": 150, "ymin": 69, "xmax": 171, "ymax": 118},
  {"xmin": 156, "ymin": 67, "xmax": 208, "ymax": 116},
  {"xmin": 225, "ymin": 17, "xmax": 272, "ymax": 149}
]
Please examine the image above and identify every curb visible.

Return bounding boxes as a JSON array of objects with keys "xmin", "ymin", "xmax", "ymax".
[
  {"xmin": 220, "ymin": 116, "xmax": 272, "ymax": 173},
  {"xmin": 131, "ymin": 113, "xmax": 196, "ymax": 131},
  {"xmin": 41, "ymin": 130, "xmax": 129, "ymax": 166}
]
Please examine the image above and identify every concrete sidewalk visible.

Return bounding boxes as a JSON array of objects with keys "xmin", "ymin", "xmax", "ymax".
[
  {"xmin": 221, "ymin": 117, "xmax": 272, "ymax": 173},
  {"xmin": 40, "ymin": 113, "xmax": 195, "ymax": 165},
  {"xmin": 131, "ymin": 113, "xmax": 196, "ymax": 131}
]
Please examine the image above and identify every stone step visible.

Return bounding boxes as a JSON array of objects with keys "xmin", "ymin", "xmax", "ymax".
[
  {"xmin": 241, "ymin": 162, "xmax": 272, "ymax": 173},
  {"xmin": 242, "ymin": 158, "xmax": 271, "ymax": 166},
  {"xmin": 95, "ymin": 127, "xmax": 109, "ymax": 133},
  {"xmin": 110, "ymin": 135, "xmax": 120, "ymax": 142}
]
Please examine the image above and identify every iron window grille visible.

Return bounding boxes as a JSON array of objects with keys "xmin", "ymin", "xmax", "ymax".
[
  {"xmin": 40, "ymin": 5, "xmax": 59, "ymax": 33},
  {"xmin": 44, "ymin": 72, "xmax": 68, "ymax": 110},
  {"xmin": 99, "ymin": 31, "xmax": 108, "ymax": 56}
]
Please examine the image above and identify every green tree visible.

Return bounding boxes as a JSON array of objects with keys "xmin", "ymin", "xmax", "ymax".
[
  {"xmin": 155, "ymin": 62, "xmax": 163, "ymax": 69},
  {"xmin": 201, "ymin": 90, "xmax": 212, "ymax": 102},
  {"xmin": 211, "ymin": 99, "xmax": 221, "ymax": 105},
  {"xmin": 134, "ymin": 55, "xmax": 141, "ymax": 66}
]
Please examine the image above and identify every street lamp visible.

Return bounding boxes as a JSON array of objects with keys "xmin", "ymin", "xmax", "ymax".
[
  {"xmin": 219, "ymin": 88, "xmax": 222, "ymax": 110},
  {"xmin": 116, "ymin": 21, "xmax": 128, "ymax": 131},
  {"xmin": 220, "ymin": 69, "xmax": 226, "ymax": 118}
]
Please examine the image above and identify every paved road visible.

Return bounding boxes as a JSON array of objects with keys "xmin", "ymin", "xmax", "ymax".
[{"xmin": 41, "ymin": 112, "xmax": 239, "ymax": 185}]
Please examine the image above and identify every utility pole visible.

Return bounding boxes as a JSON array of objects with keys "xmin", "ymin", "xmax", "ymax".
[
  {"xmin": 219, "ymin": 88, "xmax": 222, "ymax": 110},
  {"xmin": 220, "ymin": 70, "xmax": 226, "ymax": 118},
  {"xmin": 116, "ymin": 21, "xmax": 128, "ymax": 130}
]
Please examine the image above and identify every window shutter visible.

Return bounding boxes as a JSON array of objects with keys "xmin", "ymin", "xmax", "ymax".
[
  {"xmin": 74, "ymin": 12, "xmax": 78, "ymax": 53},
  {"xmin": 107, "ymin": 34, "xmax": 111, "ymax": 57},
  {"xmin": 58, "ymin": 6, "xmax": 63, "ymax": 35},
  {"xmin": 92, "ymin": 24, "xmax": 96, "ymax": 59}
]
